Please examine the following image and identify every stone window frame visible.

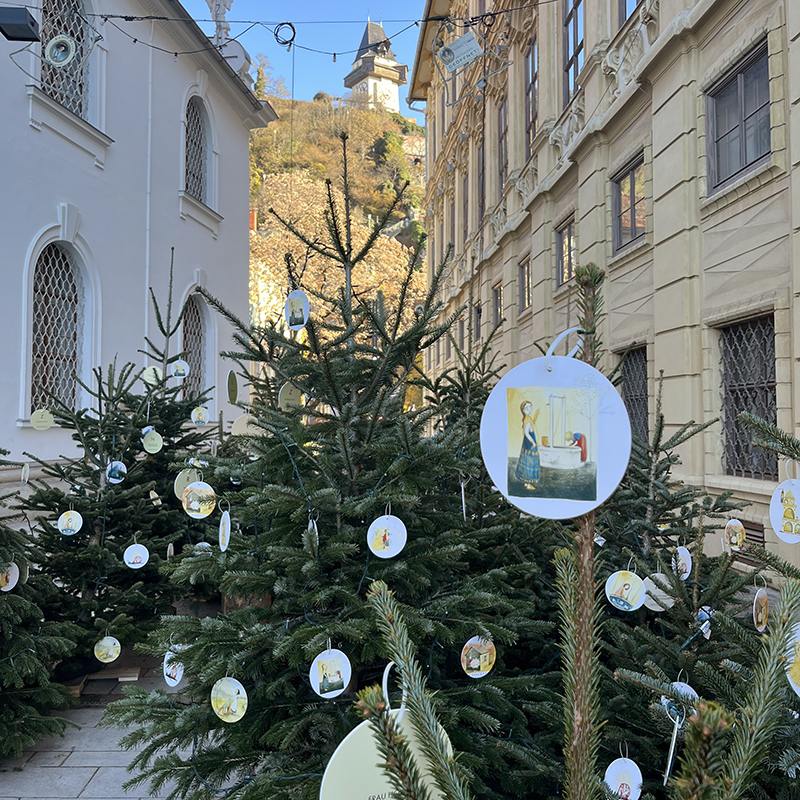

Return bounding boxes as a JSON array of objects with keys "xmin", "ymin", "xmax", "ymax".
[
  {"xmin": 555, "ymin": 215, "xmax": 577, "ymax": 288},
  {"xmin": 611, "ymin": 154, "xmax": 646, "ymax": 254}
]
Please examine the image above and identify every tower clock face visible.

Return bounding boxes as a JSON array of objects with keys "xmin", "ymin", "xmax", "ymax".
[{"xmin": 358, "ymin": 81, "xmax": 368, "ymax": 93}]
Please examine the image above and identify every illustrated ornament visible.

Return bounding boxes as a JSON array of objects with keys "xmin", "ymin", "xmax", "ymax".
[
  {"xmin": 143, "ymin": 430, "xmax": 163, "ymax": 454},
  {"xmin": 479, "ymin": 331, "xmax": 632, "ymax": 519},
  {"xmin": 182, "ymin": 480, "xmax": 216, "ymax": 519},
  {"xmin": 191, "ymin": 407, "xmax": 209, "ymax": 426},
  {"xmin": 30, "ymin": 408, "xmax": 54, "ymax": 431},
  {"xmin": 227, "ymin": 370, "xmax": 238, "ymax": 404},
  {"xmin": 163, "ymin": 647, "xmax": 185, "ymax": 687},
  {"xmin": 20, "ymin": 462, "xmax": 29, "ymax": 484},
  {"xmin": 94, "ymin": 635, "xmax": 121, "ymax": 664},
  {"xmin": 785, "ymin": 624, "xmax": 800, "ymax": 699},
  {"xmin": 211, "ymin": 677, "xmax": 248, "ymax": 723},
  {"xmin": 173, "ymin": 468, "xmax": 201, "ymax": 500},
  {"xmin": 605, "ymin": 570, "xmax": 645, "ymax": 612},
  {"xmin": 642, "ymin": 573, "xmax": 675, "ymax": 611},
  {"xmin": 309, "ymin": 648, "xmax": 352, "ymax": 699},
  {"xmin": 170, "ymin": 359, "xmax": 190, "ymax": 379},
  {"xmin": 754, "ymin": 586, "xmax": 769, "ymax": 633},
  {"xmin": 106, "ymin": 460, "xmax": 127, "ymax": 484},
  {"xmin": 278, "ymin": 382, "xmax": 303, "ymax": 411},
  {"xmin": 770, "ymin": 464, "xmax": 800, "ymax": 544},
  {"xmin": 604, "ymin": 757, "xmax": 642, "ymax": 800},
  {"xmin": 460, "ymin": 636, "xmax": 496, "ymax": 679},
  {"xmin": 0, "ymin": 562, "xmax": 20, "ymax": 592},
  {"xmin": 367, "ymin": 511, "xmax": 407, "ymax": 559},
  {"xmin": 58, "ymin": 509, "xmax": 83, "ymax": 536},
  {"xmin": 123, "ymin": 542, "xmax": 150, "ymax": 569},
  {"xmin": 725, "ymin": 518, "xmax": 746, "ymax": 551},
  {"xmin": 672, "ymin": 546, "xmax": 692, "ymax": 580},
  {"xmin": 219, "ymin": 507, "xmax": 231, "ymax": 551},
  {"xmin": 285, "ymin": 288, "xmax": 310, "ymax": 331}
]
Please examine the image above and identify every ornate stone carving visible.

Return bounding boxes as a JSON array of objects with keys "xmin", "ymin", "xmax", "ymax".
[
  {"xmin": 549, "ymin": 91, "xmax": 585, "ymax": 163},
  {"xmin": 515, "ymin": 156, "xmax": 537, "ymax": 202},
  {"xmin": 601, "ymin": 27, "xmax": 644, "ymax": 101},
  {"xmin": 639, "ymin": 0, "xmax": 659, "ymax": 45},
  {"xmin": 490, "ymin": 200, "xmax": 507, "ymax": 240}
]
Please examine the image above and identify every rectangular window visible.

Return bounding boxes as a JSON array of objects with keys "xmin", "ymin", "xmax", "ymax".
[
  {"xmin": 524, "ymin": 36, "xmax": 538, "ymax": 159},
  {"xmin": 707, "ymin": 42, "xmax": 770, "ymax": 189},
  {"xmin": 436, "ymin": 338, "xmax": 441, "ymax": 365},
  {"xmin": 430, "ymin": 117, "xmax": 436, "ymax": 161},
  {"xmin": 493, "ymin": 284, "xmax": 504, "ymax": 327},
  {"xmin": 556, "ymin": 218, "xmax": 577, "ymax": 286},
  {"xmin": 498, "ymin": 96, "xmax": 509, "ymax": 200},
  {"xmin": 440, "ymin": 90, "xmax": 446, "ymax": 134},
  {"xmin": 474, "ymin": 303, "xmax": 482, "ymax": 341},
  {"xmin": 719, "ymin": 315, "xmax": 778, "ymax": 480},
  {"xmin": 459, "ymin": 318, "xmax": 465, "ymax": 349},
  {"xmin": 519, "ymin": 259, "xmax": 532, "ymax": 312},
  {"xmin": 462, "ymin": 173, "xmax": 469, "ymax": 246},
  {"xmin": 446, "ymin": 333, "xmax": 452, "ymax": 360},
  {"xmin": 477, "ymin": 142, "xmax": 486, "ymax": 222},
  {"xmin": 563, "ymin": 0, "xmax": 584, "ymax": 106},
  {"xmin": 620, "ymin": 347, "xmax": 648, "ymax": 441},
  {"xmin": 450, "ymin": 201, "xmax": 456, "ymax": 251},
  {"xmin": 613, "ymin": 158, "xmax": 646, "ymax": 252},
  {"xmin": 618, "ymin": 0, "xmax": 640, "ymax": 25}
]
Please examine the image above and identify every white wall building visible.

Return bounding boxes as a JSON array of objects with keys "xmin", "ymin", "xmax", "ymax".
[{"xmin": 0, "ymin": 0, "xmax": 276, "ymax": 463}]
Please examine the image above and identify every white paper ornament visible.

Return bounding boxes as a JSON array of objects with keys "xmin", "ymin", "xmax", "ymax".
[
  {"xmin": 211, "ymin": 677, "xmax": 248, "ymax": 723},
  {"xmin": 672, "ymin": 546, "xmax": 692, "ymax": 580},
  {"xmin": 141, "ymin": 366, "xmax": 163, "ymax": 386},
  {"xmin": 771, "ymin": 478, "xmax": 800, "ymax": 543},
  {"xmin": 106, "ymin": 461, "xmax": 127, "ymax": 484},
  {"xmin": 123, "ymin": 543, "xmax": 150, "ymax": 569},
  {"xmin": 30, "ymin": 409, "xmax": 54, "ymax": 430},
  {"xmin": 167, "ymin": 542, "xmax": 174, "ymax": 560},
  {"xmin": 367, "ymin": 514, "xmax": 407, "ymax": 558},
  {"xmin": 460, "ymin": 636, "xmax": 496, "ymax": 678},
  {"xmin": 479, "ymin": 346, "xmax": 632, "ymax": 520},
  {"xmin": 57, "ymin": 510, "xmax": 83, "ymax": 536},
  {"xmin": 173, "ymin": 468, "xmax": 201, "ymax": 500},
  {"xmin": 227, "ymin": 370, "xmax": 238, "ymax": 404},
  {"xmin": 163, "ymin": 648, "xmax": 185, "ymax": 687},
  {"xmin": 143, "ymin": 430, "xmax": 163, "ymax": 454},
  {"xmin": 195, "ymin": 541, "xmax": 212, "ymax": 551},
  {"xmin": 150, "ymin": 490, "xmax": 162, "ymax": 506},
  {"xmin": 285, "ymin": 289, "xmax": 310, "ymax": 331},
  {"xmin": 754, "ymin": 587, "xmax": 769, "ymax": 633},
  {"xmin": 94, "ymin": 635, "xmax": 121, "ymax": 664},
  {"xmin": 231, "ymin": 414, "xmax": 259, "ymax": 437},
  {"xmin": 605, "ymin": 570, "xmax": 645, "ymax": 612},
  {"xmin": 191, "ymin": 407, "xmax": 209, "ymax": 426},
  {"xmin": 219, "ymin": 510, "xmax": 231, "ymax": 552},
  {"xmin": 309, "ymin": 648, "xmax": 352, "ymax": 699},
  {"xmin": 0, "ymin": 562, "xmax": 20, "ymax": 592},
  {"xmin": 278, "ymin": 383, "xmax": 303, "ymax": 410},
  {"xmin": 182, "ymin": 481, "xmax": 216, "ymax": 519},
  {"xmin": 170, "ymin": 359, "xmax": 190, "ymax": 379},
  {"xmin": 643, "ymin": 573, "xmax": 675, "ymax": 612},
  {"xmin": 725, "ymin": 518, "xmax": 746, "ymax": 551},
  {"xmin": 603, "ymin": 757, "xmax": 642, "ymax": 800},
  {"xmin": 20, "ymin": 463, "xmax": 29, "ymax": 484}
]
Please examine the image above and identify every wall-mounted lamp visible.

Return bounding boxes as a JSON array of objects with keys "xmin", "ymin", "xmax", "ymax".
[{"xmin": 0, "ymin": 8, "xmax": 40, "ymax": 42}]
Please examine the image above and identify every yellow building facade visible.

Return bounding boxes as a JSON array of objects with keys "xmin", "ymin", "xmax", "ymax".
[{"xmin": 410, "ymin": 0, "xmax": 800, "ymax": 558}]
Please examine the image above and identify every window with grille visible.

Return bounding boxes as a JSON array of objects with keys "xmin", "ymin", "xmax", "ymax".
[
  {"xmin": 613, "ymin": 157, "xmax": 645, "ymax": 252},
  {"xmin": 450, "ymin": 201, "xmax": 456, "ymax": 251},
  {"xmin": 474, "ymin": 303, "xmax": 482, "ymax": 341},
  {"xmin": 524, "ymin": 36, "xmax": 538, "ymax": 159},
  {"xmin": 497, "ymin": 96, "xmax": 508, "ymax": 200},
  {"xmin": 446, "ymin": 333, "xmax": 451, "ymax": 360},
  {"xmin": 563, "ymin": 0, "xmax": 584, "ymax": 106},
  {"xmin": 459, "ymin": 318, "xmax": 465, "ymax": 350},
  {"xmin": 477, "ymin": 141, "xmax": 485, "ymax": 222},
  {"xmin": 707, "ymin": 42, "xmax": 770, "ymax": 190},
  {"xmin": 182, "ymin": 295, "xmax": 206, "ymax": 398},
  {"xmin": 185, "ymin": 97, "xmax": 208, "ymax": 204},
  {"xmin": 493, "ymin": 284, "xmax": 504, "ymax": 327},
  {"xmin": 31, "ymin": 243, "xmax": 82, "ymax": 412},
  {"xmin": 40, "ymin": 0, "xmax": 89, "ymax": 119},
  {"xmin": 462, "ymin": 173, "xmax": 469, "ymax": 245},
  {"xmin": 621, "ymin": 346, "xmax": 648, "ymax": 441},
  {"xmin": 556, "ymin": 218, "xmax": 577, "ymax": 286},
  {"xmin": 519, "ymin": 259, "xmax": 532, "ymax": 312},
  {"xmin": 719, "ymin": 315, "xmax": 777, "ymax": 480}
]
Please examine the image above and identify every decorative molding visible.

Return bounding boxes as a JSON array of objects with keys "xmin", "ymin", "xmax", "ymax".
[
  {"xmin": 602, "ymin": 26, "xmax": 644, "ymax": 102},
  {"xmin": 702, "ymin": 288, "xmax": 786, "ymax": 329},
  {"xmin": 489, "ymin": 199, "xmax": 507, "ymax": 241},
  {"xmin": 514, "ymin": 157, "xmax": 537, "ymax": 202},
  {"xmin": 58, "ymin": 203, "xmax": 81, "ymax": 244},
  {"xmin": 178, "ymin": 191, "xmax": 223, "ymax": 238},
  {"xmin": 639, "ymin": 0, "xmax": 659, "ymax": 45},
  {"xmin": 549, "ymin": 90, "xmax": 585, "ymax": 163}
]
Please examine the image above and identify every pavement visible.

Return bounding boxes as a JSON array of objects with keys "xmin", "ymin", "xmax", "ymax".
[{"xmin": 0, "ymin": 652, "xmax": 184, "ymax": 800}]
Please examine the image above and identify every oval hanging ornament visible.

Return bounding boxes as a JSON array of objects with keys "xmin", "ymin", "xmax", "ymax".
[
  {"xmin": 460, "ymin": 636, "xmax": 496, "ymax": 679},
  {"xmin": 754, "ymin": 587, "xmax": 769, "ymax": 632},
  {"xmin": 285, "ymin": 288, "xmax": 310, "ymax": 331},
  {"xmin": 227, "ymin": 370, "xmax": 238, "ymax": 404},
  {"xmin": 191, "ymin": 406, "xmax": 209, "ymax": 426},
  {"xmin": 141, "ymin": 366, "xmax": 163, "ymax": 386},
  {"xmin": 211, "ymin": 677, "xmax": 248, "ymax": 723},
  {"xmin": 106, "ymin": 460, "xmax": 127, "ymax": 484},
  {"xmin": 173, "ymin": 468, "xmax": 201, "ymax": 500},
  {"xmin": 643, "ymin": 573, "xmax": 675, "ymax": 612},
  {"xmin": 123, "ymin": 543, "xmax": 150, "ymax": 569},
  {"xmin": 150, "ymin": 490, "xmax": 162, "ymax": 506},
  {"xmin": 182, "ymin": 481, "xmax": 216, "ymax": 519},
  {"xmin": 604, "ymin": 757, "xmax": 642, "ymax": 800},
  {"xmin": 219, "ymin": 509, "xmax": 231, "ymax": 551},
  {"xmin": 30, "ymin": 409, "xmax": 54, "ymax": 430},
  {"xmin": 672, "ymin": 546, "xmax": 692, "ymax": 580},
  {"xmin": 786, "ymin": 624, "xmax": 800, "ymax": 698},
  {"xmin": 44, "ymin": 35, "xmax": 77, "ymax": 67},
  {"xmin": 605, "ymin": 570, "xmax": 645, "ymax": 612},
  {"xmin": 367, "ymin": 514, "xmax": 407, "ymax": 558},
  {"xmin": 278, "ymin": 382, "xmax": 303, "ymax": 410},
  {"xmin": 725, "ymin": 518, "xmax": 746, "ymax": 551},
  {"xmin": 20, "ymin": 462, "xmax": 29, "ymax": 484},
  {"xmin": 163, "ymin": 648, "xmax": 185, "ymax": 687},
  {"xmin": 0, "ymin": 562, "xmax": 20, "ymax": 592},
  {"xmin": 771, "ymin": 476, "xmax": 800, "ymax": 544},
  {"xmin": 479, "ymin": 344, "xmax": 632, "ymax": 520},
  {"xmin": 231, "ymin": 413, "xmax": 259, "ymax": 437},
  {"xmin": 57, "ymin": 509, "xmax": 83, "ymax": 536},
  {"xmin": 94, "ymin": 635, "xmax": 121, "ymax": 664},
  {"xmin": 166, "ymin": 542, "xmax": 174, "ymax": 560},
  {"xmin": 310, "ymin": 648, "xmax": 352, "ymax": 699},
  {"xmin": 195, "ymin": 541, "xmax": 212, "ymax": 551},
  {"xmin": 143, "ymin": 430, "xmax": 163, "ymax": 454},
  {"xmin": 170, "ymin": 359, "xmax": 190, "ymax": 379}
]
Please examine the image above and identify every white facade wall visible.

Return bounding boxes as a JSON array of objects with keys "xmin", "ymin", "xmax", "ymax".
[{"xmin": 0, "ymin": 1, "xmax": 275, "ymax": 462}]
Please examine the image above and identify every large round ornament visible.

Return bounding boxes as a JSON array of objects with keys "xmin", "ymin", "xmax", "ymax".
[
  {"xmin": 123, "ymin": 543, "xmax": 150, "ymax": 569},
  {"xmin": 479, "ymin": 354, "xmax": 632, "ymax": 519},
  {"xmin": 604, "ymin": 757, "xmax": 642, "ymax": 800},
  {"xmin": 94, "ymin": 636, "xmax": 121, "ymax": 664},
  {"xmin": 163, "ymin": 648, "xmax": 185, "ymax": 687},
  {"xmin": 310, "ymin": 648, "xmax": 352, "ymax": 699},
  {"xmin": 672, "ymin": 546, "xmax": 692, "ymax": 580},
  {"xmin": 57, "ymin": 509, "xmax": 83, "ymax": 536},
  {"xmin": 173, "ymin": 468, "xmax": 201, "ymax": 500},
  {"xmin": 227, "ymin": 370, "xmax": 238, "ymax": 404},
  {"xmin": 605, "ymin": 570, "xmax": 645, "ymax": 612},
  {"xmin": 643, "ymin": 573, "xmax": 675, "ymax": 612},
  {"xmin": 170, "ymin": 359, "xmax": 190, "ymax": 379},
  {"xmin": 106, "ymin": 460, "xmax": 127, "ymax": 484},
  {"xmin": 661, "ymin": 681, "xmax": 699, "ymax": 719},
  {"xmin": 182, "ymin": 481, "xmax": 216, "ymax": 519},
  {"xmin": 367, "ymin": 514, "xmax": 407, "ymax": 558},
  {"xmin": 231, "ymin": 414, "xmax": 259, "ymax": 437},
  {"xmin": 725, "ymin": 518, "xmax": 746, "ymax": 551},
  {"xmin": 191, "ymin": 407, "xmax": 209, "ymax": 426},
  {"xmin": 211, "ymin": 677, "xmax": 248, "ymax": 723},
  {"xmin": 30, "ymin": 409, "xmax": 54, "ymax": 430},
  {"xmin": 460, "ymin": 636, "xmax": 496, "ymax": 679},
  {"xmin": 141, "ymin": 366, "xmax": 163, "ymax": 386},
  {"xmin": 754, "ymin": 588, "xmax": 769, "ymax": 633},
  {"xmin": 219, "ymin": 510, "xmax": 231, "ymax": 552},
  {"xmin": 278, "ymin": 382, "xmax": 303, "ymax": 410},
  {"xmin": 0, "ymin": 562, "xmax": 20, "ymax": 592},
  {"xmin": 143, "ymin": 430, "xmax": 163, "ymax": 454},
  {"xmin": 285, "ymin": 289, "xmax": 310, "ymax": 331},
  {"xmin": 771, "ymin": 479, "xmax": 800, "ymax": 543}
]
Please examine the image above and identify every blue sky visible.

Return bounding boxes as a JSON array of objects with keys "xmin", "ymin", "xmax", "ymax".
[{"xmin": 180, "ymin": 0, "xmax": 428, "ymax": 124}]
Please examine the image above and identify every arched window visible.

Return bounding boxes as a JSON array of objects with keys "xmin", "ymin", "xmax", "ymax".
[
  {"xmin": 40, "ymin": 0, "xmax": 89, "ymax": 119},
  {"xmin": 181, "ymin": 295, "xmax": 206, "ymax": 398},
  {"xmin": 185, "ymin": 97, "xmax": 208, "ymax": 203},
  {"xmin": 31, "ymin": 243, "xmax": 82, "ymax": 412}
]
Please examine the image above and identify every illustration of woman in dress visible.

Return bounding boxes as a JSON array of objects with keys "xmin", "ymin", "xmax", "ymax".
[{"xmin": 515, "ymin": 402, "xmax": 540, "ymax": 490}]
